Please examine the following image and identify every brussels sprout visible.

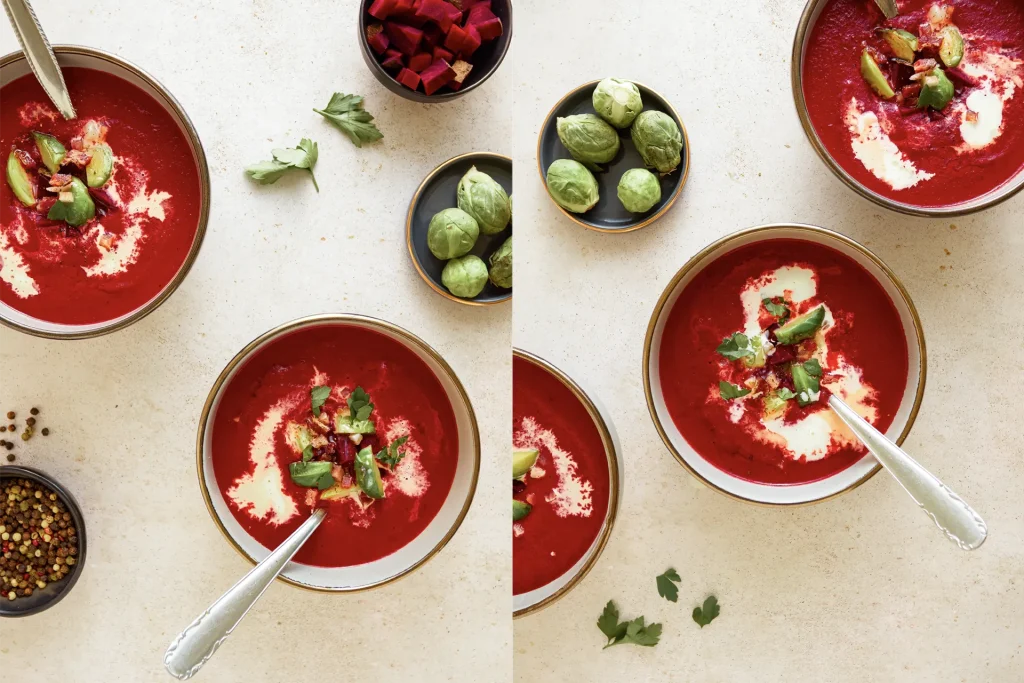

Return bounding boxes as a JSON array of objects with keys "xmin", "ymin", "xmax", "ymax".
[
  {"xmin": 918, "ymin": 67, "xmax": 954, "ymax": 110},
  {"xmin": 6, "ymin": 152, "xmax": 36, "ymax": 207},
  {"xmin": 47, "ymin": 177, "xmax": 95, "ymax": 227},
  {"xmin": 630, "ymin": 110, "xmax": 683, "ymax": 173},
  {"xmin": 545, "ymin": 159, "xmax": 599, "ymax": 213},
  {"xmin": 457, "ymin": 166, "xmax": 511, "ymax": 235},
  {"xmin": 427, "ymin": 207, "xmax": 479, "ymax": 260},
  {"xmin": 860, "ymin": 49, "xmax": 895, "ymax": 99},
  {"xmin": 592, "ymin": 78, "xmax": 643, "ymax": 128},
  {"xmin": 556, "ymin": 114, "xmax": 620, "ymax": 170},
  {"xmin": 939, "ymin": 25, "xmax": 964, "ymax": 68},
  {"xmin": 488, "ymin": 236, "xmax": 512, "ymax": 289},
  {"xmin": 442, "ymin": 254, "xmax": 489, "ymax": 298},
  {"xmin": 616, "ymin": 168, "xmax": 661, "ymax": 213},
  {"xmin": 86, "ymin": 143, "xmax": 114, "ymax": 188},
  {"xmin": 32, "ymin": 132, "xmax": 66, "ymax": 174}
]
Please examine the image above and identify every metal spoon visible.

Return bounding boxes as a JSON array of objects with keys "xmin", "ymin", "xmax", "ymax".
[
  {"xmin": 828, "ymin": 395, "xmax": 986, "ymax": 550},
  {"xmin": 2, "ymin": 0, "xmax": 75, "ymax": 119},
  {"xmin": 163, "ymin": 508, "xmax": 327, "ymax": 680},
  {"xmin": 873, "ymin": 0, "xmax": 899, "ymax": 20}
]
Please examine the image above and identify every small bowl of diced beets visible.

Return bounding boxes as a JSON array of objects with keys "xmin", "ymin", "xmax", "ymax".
[{"xmin": 359, "ymin": 0, "xmax": 512, "ymax": 102}]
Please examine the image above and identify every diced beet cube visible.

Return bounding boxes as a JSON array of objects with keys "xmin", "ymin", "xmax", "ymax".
[
  {"xmin": 384, "ymin": 21, "xmax": 424, "ymax": 55},
  {"xmin": 422, "ymin": 22, "xmax": 443, "ymax": 48},
  {"xmin": 403, "ymin": 0, "xmax": 429, "ymax": 26},
  {"xmin": 368, "ymin": 0, "xmax": 399, "ymax": 20},
  {"xmin": 396, "ymin": 67, "xmax": 421, "ymax": 91},
  {"xmin": 444, "ymin": 24, "xmax": 467, "ymax": 52},
  {"xmin": 443, "ymin": 2, "xmax": 463, "ymax": 29},
  {"xmin": 408, "ymin": 51, "xmax": 433, "ymax": 72},
  {"xmin": 473, "ymin": 16, "xmax": 502, "ymax": 41},
  {"xmin": 432, "ymin": 46, "xmax": 453, "ymax": 62},
  {"xmin": 448, "ymin": 78, "xmax": 464, "ymax": 91},
  {"xmin": 367, "ymin": 24, "xmax": 391, "ymax": 54},
  {"xmin": 415, "ymin": 0, "xmax": 450, "ymax": 26},
  {"xmin": 460, "ymin": 0, "xmax": 489, "ymax": 9},
  {"xmin": 381, "ymin": 49, "xmax": 405, "ymax": 70},
  {"xmin": 460, "ymin": 23, "xmax": 482, "ymax": 56},
  {"xmin": 421, "ymin": 58, "xmax": 457, "ymax": 95},
  {"xmin": 466, "ymin": 3, "xmax": 496, "ymax": 25},
  {"xmin": 393, "ymin": 0, "xmax": 416, "ymax": 14}
]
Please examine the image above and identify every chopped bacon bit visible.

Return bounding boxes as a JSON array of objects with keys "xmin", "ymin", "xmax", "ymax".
[
  {"xmin": 913, "ymin": 58, "xmax": 938, "ymax": 73},
  {"xmin": 965, "ymin": 110, "xmax": 979, "ymax": 123},
  {"xmin": 47, "ymin": 173, "xmax": 73, "ymax": 191},
  {"xmin": 97, "ymin": 232, "xmax": 115, "ymax": 251},
  {"xmin": 367, "ymin": 23, "xmax": 383, "ymax": 40},
  {"xmin": 63, "ymin": 149, "xmax": 92, "ymax": 168},
  {"xmin": 70, "ymin": 136, "xmax": 86, "ymax": 151},
  {"xmin": 13, "ymin": 149, "xmax": 35, "ymax": 169}
]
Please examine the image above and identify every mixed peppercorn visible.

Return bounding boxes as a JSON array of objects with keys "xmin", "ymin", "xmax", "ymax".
[
  {"xmin": 0, "ymin": 407, "xmax": 51, "ymax": 462},
  {"xmin": 1, "ymin": 477, "xmax": 78, "ymax": 600}
]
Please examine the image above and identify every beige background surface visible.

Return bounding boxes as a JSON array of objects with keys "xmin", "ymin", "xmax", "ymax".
[
  {"xmin": 0, "ymin": 1, "xmax": 511, "ymax": 681},
  {"xmin": 512, "ymin": 0, "xmax": 1023, "ymax": 681}
]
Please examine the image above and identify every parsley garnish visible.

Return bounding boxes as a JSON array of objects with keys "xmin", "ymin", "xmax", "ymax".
[
  {"xmin": 715, "ymin": 333, "xmax": 754, "ymax": 361},
  {"xmin": 301, "ymin": 444, "xmax": 314, "ymax": 463},
  {"xmin": 719, "ymin": 381, "xmax": 751, "ymax": 400},
  {"xmin": 288, "ymin": 460, "xmax": 334, "ymax": 490},
  {"xmin": 245, "ymin": 138, "xmax": 320, "ymax": 191},
  {"xmin": 762, "ymin": 297, "xmax": 790, "ymax": 320},
  {"xmin": 314, "ymin": 93, "xmax": 384, "ymax": 148},
  {"xmin": 348, "ymin": 386, "xmax": 374, "ymax": 421},
  {"xmin": 597, "ymin": 600, "xmax": 662, "ymax": 649},
  {"xmin": 776, "ymin": 388, "xmax": 797, "ymax": 401},
  {"xmin": 310, "ymin": 385, "xmax": 331, "ymax": 417},
  {"xmin": 692, "ymin": 595, "xmax": 720, "ymax": 628},
  {"xmin": 376, "ymin": 436, "xmax": 410, "ymax": 469},
  {"xmin": 656, "ymin": 568, "xmax": 681, "ymax": 602},
  {"xmin": 802, "ymin": 358, "xmax": 823, "ymax": 378}
]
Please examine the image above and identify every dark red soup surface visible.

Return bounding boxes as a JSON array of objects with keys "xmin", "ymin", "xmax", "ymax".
[
  {"xmin": 513, "ymin": 355, "xmax": 610, "ymax": 596},
  {"xmin": 803, "ymin": 0, "xmax": 1024, "ymax": 206},
  {"xmin": 0, "ymin": 67, "xmax": 202, "ymax": 324},
  {"xmin": 211, "ymin": 325, "xmax": 458, "ymax": 568},
  {"xmin": 658, "ymin": 239, "xmax": 910, "ymax": 485}
]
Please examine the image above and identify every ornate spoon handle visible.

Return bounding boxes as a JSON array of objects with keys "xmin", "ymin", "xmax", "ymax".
[
  {"xmin": 828, "ymin": 396, "xmax": 986, "ymax": 550},
  {"xmin": 163, "ymin": 509, "xmax": 327, "ymax": 680},
  {"xmin": 873, "ymin": 0, "xmax": 899, "ymax": 19},
  {"xmin": 1, "ymin": 0, "xmax": 76, "ymax": 119}
]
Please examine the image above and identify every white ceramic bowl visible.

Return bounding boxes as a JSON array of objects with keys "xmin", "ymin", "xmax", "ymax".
[
  {"xmin": 643, "ymin": 224, "xmax": 926, "ymax": 506},
  {"xmin": 0, "ymin": 45, "xmax": 209, "ymax": 339},
  {"xmin": 512, "ymin": 349, "xmax": 623, "ymax": 617},
  {"xmin": 197, "ymin": 315, "xmax": 480, "ymax": 592}
]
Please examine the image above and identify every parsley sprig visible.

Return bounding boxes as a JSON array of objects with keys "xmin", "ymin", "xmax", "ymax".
[
  {"xmin": 692, "ymin": 595, "xmax": 721, "ymax": 628},
  {"xmin": 348, "ymin": 386, "xmax": 374, "ymax": 421},
  {"xmin": 245, "ymin": 138, "xmax": 320, "ymax": 191},
  {"xmin": 762, "ymin": 297, "xmax": 790, "ymax": 320},
  {"xmin": 719, "ymin": 380, "xmax": 751, "ymax": 400},
  {"xmin": 376, "ymin": 436, "xmax": 410, "ymax": 469},
  {"xmin": 656, "ymin": 568, "xmax": 681, "ymax": 602},
  {"xmin": 715, "ymin": 332, "xmax": 755, "ymax": 361},
  {"xmin": 314, "ymin": 93, "xmax": 384, "ymax": 148},
  {"xmin": 597, "ymin": 600, "xmax": 662, "ymax": 649},
  {"xmin": 310, "ymin": 385, "xmax": 331, "ymax": 417}
]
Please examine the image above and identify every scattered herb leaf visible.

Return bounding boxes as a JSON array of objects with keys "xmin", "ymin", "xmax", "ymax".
[
  {"xmin": 310, "ymin": 385, "xmax": 331, "ymax": 417},
  {"xmin": 301, "ymin": 444, "xmax": 314, "ymax": 463},
  {"xmin": 719, "ymin": 381, "xmax": 751, "ymax": 400},
  {"xmin": 314, "ymin": 93, "xmax": 384, "ymax": 148},
  {"xmin": 376, "ymin": 435, "xmax": 410, "ymax": 469},
  {"xmin": 802, "ymin": 358, "xmax": 823, "ymax": 378},
  {"xmin": 245, "ymin": 138, "xmax": 320, "ymax": 191},
  {"xmin": 692, "ymin": 595, "xmax": 720, "ymax": 628},
  {"xmin": 288, "ymin": 460, "xmax": 334, "ymax": 489},
  {"xmin": 597, "ymin": 600, "xmax": 662, "ymax": 649},
  {"xmin": 348, "ymin": 386, "xmax": 374, "ymax": 421},
  {"xmin": 715, "ymin": 333, "xmax": 754, "ymax": 361},
  {"xmin": 776, "ymin": 387, "xmax": 797, "ymax": 401},
  {"xmin": 656, "ymin": 568, "xmax": 681, "ymax": 603},
  {"xmin": 763, "ymin": 297, "xmax": 790, "ymax": 320},
  {"xmin": 597, "ymin": 601, "xmax": 628, "ymax": 645}
]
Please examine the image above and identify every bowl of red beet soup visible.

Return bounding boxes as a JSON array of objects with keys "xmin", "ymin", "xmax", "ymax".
[
  {"xmin": 644, "ymin": 224, "xmax": 926, "ymax": 505},
  {"xmin": 198, "ymin": 315, "xmax": 479, "ymax": 591},
  {"xmin": 793, "ymin": 0, "xmax": 1024, "ymax": 215},
  {"xmin": 358, "ymin": 0, "xmax": 512, "ymax": 102},
  {"xmin": 512, "ymin": 349, "xmax": 622, "ymax": 617},
  {"xmin": 0, "ymin": 46, "xmax": 209, "ymax": 338}
]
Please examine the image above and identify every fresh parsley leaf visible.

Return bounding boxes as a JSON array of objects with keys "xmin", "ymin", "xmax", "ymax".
[
  {"xmin": 776, "ymin": 387, "xmax": 797, "ymax": 400},
  {"xmin": 597, "ymin": 600, "xmax": 627, "ymax": 645},
  {"xmin": 763, "ymin": 297, "xmax": 790, "ymax": 320},
  {"xmin": 597, "ymin": 601, "xmax": 661, "ymax": 649},
  {"xmin": 288, "ymin": 460, "xmax": 333, "ymax": 489},
  {"xmin": 719, "ymin": 381, "xmax": 751, "ymax": 400},
  {"xmin": 376, "ymin": 435, "xmax": 410, "ymax": 469},
  {"xmin": 656, "ymin": 568, "xmax": 681, "ymax": 602},
  {"xmin": 715, "ymin": 333, "xmax": 754, "ymax": 361},
  {"xmin": 301, "ymin": 444, "xmax": 314, "ymax": 463},
  {"xmin": 310, "ymin": 385, "xmax": 331, "ymax": 417},
  {"xmin": 692, "ymin": 595, "xmax": 720, "ymax": 628},
  {"xmin": 802, "ymin": 358, "xmax": 823, "ymax": 378},
  {"xmin": 314, "ymin": 92, "xmax": 384, "ymax": 148},
  {"xmin": 245, "ymin": 138, "xmax": 319, "ymax": 191},
  {"xmin": 348, "ymin": 386, "xmax": 374, "ymax": 421},
  {"xmin": 623, "ymin": 617, "xmax": 662, "ymax": 647}
]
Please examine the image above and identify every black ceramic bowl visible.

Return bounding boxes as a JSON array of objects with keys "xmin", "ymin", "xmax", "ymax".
[
  {"xmin": 358, "ymin": 0, "xmax": 513, "ymax": 103},
  {"xmin": 0, "ymin": 466, "xmax": 86, "ymax": 617},
  {"xmin": 407, "ymin": 152, "xmax": 512, "ymax": 305},
  {"xmin": 538, "ymin": 80, "xmax": 690, "ymax": 233}
]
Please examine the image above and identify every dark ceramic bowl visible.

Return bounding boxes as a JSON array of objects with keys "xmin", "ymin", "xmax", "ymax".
[
  {"xmin": 406, "ymin": 152, "xmax": 512, "ymax": 306},
  {"xmin": 358, "ymin": 0, "xmax": 513, "ymax": 103},
  {"xmin": 0, "ymin": 466, "xmax": 87, "ymax": 617},
  {"xmin": 538, "ymin": 80, "xmax": 690, "ymax": 233}
]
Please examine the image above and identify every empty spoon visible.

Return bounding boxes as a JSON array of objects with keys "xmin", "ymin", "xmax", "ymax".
[
  {"xmin": 828, "ymin": 395, "xmax": 986, "ymax": 550},
  {"xmin": 2, "ymin": 0, "xmax": 75, "ymax": 118},
  {"xmin": 163, "ymin": 508, "xmax": 326, "ymax": 680}
]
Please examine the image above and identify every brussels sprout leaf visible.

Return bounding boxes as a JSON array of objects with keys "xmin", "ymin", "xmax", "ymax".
[{"xmin": 719, "ymin": 381, "xmax": 751, "ymax": 400}]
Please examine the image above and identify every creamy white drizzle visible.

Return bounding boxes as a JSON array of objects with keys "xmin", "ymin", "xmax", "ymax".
[
  {"xmin": 227, "ymin": 399, "xmax": 300, "ymax": 526},
  {"xmin": 514, "ymin": 416, "xmax": 592, "ymax": 518},
  {"xmin": 844, "ymin": 98, "xmax": 934, "ymax": 190}
]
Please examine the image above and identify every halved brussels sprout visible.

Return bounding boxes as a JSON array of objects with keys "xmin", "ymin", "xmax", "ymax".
[
  {"xmin": 86, "ymin": 143, "xmax": 114, "ymax": 188},
  {"xmin": 47, "ymin": 177, "xmax": 95, "ymax": 227},
  {"xmin": 880, "ymin": 29, "xmax": 919, "ymax": 62},
  {"xmin": 860, "ymin": 49, "xmax": 895, "ymax": 99},
  {"xmin": 939, "ymin": 26, "xmax": 964, "ymax": 68},
  {"xmin": 918, "ymin": 67, "xmax": 954, "ymax": 110},
  {"xmin": 32, "ymin": 132, "xmax": 66, "ymax": 174},
  {"xmin": 5, "ymin": 152, "xmax": 36, "ymax": 207}
]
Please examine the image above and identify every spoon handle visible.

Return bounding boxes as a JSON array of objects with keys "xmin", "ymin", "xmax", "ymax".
[
  {"xmin": 873, "ymin": 0, "xmax": 899, "ymax": 19},
  {"xmin": 828, "ymin": 396, "xmax": 986, "ymax": 550},
  {"xmin": 2, "ymin": 0, "xmax": 75, "ymax": 119},
  {"xmin": 163, "ymin": 508, "xmax": 326, "ymax": 680}
]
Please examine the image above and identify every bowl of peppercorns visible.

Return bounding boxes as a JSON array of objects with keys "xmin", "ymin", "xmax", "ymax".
[{"xmin": 0, "ymin": 466, "xmax": 85, "ymax": 617}]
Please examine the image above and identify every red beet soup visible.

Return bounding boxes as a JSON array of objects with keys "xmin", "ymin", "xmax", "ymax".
[
  {"xmin": 658, "ymin": 238, "xmax": 909, "ymax": 485},
  {"xmin": 802, "ymin": 0, "xmax": 1024, "ymax": 206},
  {"xmin": 1, "ymin": 67, "xmax": 202, "ymax": 324},
  {"xmin": 513, "ymin": 354, "xmax": 610, "ymax": 596},
  {"xmin": 211, "ymin": 324, "xmax": 459, "ymax": 568}
]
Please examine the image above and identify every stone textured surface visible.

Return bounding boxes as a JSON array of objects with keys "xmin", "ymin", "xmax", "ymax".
[
  {"xmin": 512, "ymin": 1, "xmax": 1023, "ymax": 681},
  {"xmin": 0, "ymin": 1, "xmax": 510, "ymax": 680}
]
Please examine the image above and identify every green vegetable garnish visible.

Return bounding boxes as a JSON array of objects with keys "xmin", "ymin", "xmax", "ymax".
[
  {"xmin": 762, "ymin": 297, "xmax": 790, "ymax": 321},
  {"xmin": 86, "ymin": 143, "xmax": 113, "ymax": 188},
  {"xmin": 597, "ymin": 600, "xmax": 662, "ymax": 649},
  {"xmin": 939, "ymin": 25, "xmax": 964, "ymax": 68},
  {"xmin": 719, "ymin": 381, "xmax": 751, "ymax": 400},
  {"xmin": 716, "ymin": 332, "xmax": 754, "ymax": 361},
  {"xmin": 791, "ymin": 361, "xmax": 822, "ymax": 407},
  {"xmin": 313, "ymin": 92, "xmax": 383, "ymax": 148},
  {"xmin": 245, "ymin": 138, "xmax": 319, "ymax": 191},
  {"xmin": 6, "ymin": 152, "xmax": 36, "ymax": 207},
  {"xmin": 860, "ymin": 49, "xmax": 895, "ymax": 99},
  {"xmin": 918, "ymin": 67, "xmax": 955, "ymax": 111},
  {"xmin": 376, "ymin": 436, "xmax": 410, "ymax": 469},
  {"xmin": 32, "ymin": 132, "xmax": 66, "ymax": 174},
  {"xmin": 47, "ymin": 177, "xmax": 95, "ymax": 227},
  {"xmin": 288, "ymin": 460, "xmax": 334, "ymax": 490},
  {"xmin": 656, "ymin": 568, "xmax": 681, "ymax": 603},
  {"xmin": 880, "ymin": 29, "xmax": 919, "ymax": 62},
  {"xmin": 512, "ymin": 499, "xmax": 532, "ymax": 521},
  {"xmin": 310, "ymin": 385, "xmax": 331, "ymax": 417},
  {"xmin": 692, "ymin": 595, "xmax": 720, "ymax": 628},
  {"xmin": 774, "ymin": 305, "xmax": 825, "ymax": 345},
  {"xmin": 513, "ymin": 448, "xmax": 539, "ymax": 479},
  {"xmin": 354, "ymin": 445, "xmax": 385, "ymax": 499},
  {"xmin": 348, "ymin": 387, "xmax": 374, "ymax": 421},
  {"xmin": 764, "ymin": 388, "xmax": 798, "ymax": 415}
]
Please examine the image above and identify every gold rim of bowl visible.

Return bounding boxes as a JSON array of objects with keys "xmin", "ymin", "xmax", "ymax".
[
  {"xmin": 642, "ymin": 223, "xmax": 928, "ymax": 507},
  {"xmin": 536, "ymin": 79, "xmax": 690, "ymax": 233},
  {"xmin": 196, "ymin": 313, "xmax": 482, "ymax": 593},
  {"xmin": 0, "ymin": 45, "xmax": 211, "ymax": 339}
]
